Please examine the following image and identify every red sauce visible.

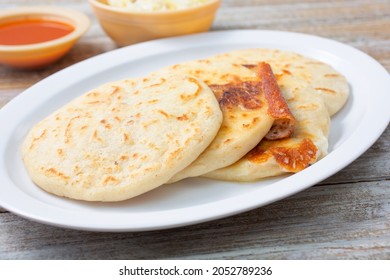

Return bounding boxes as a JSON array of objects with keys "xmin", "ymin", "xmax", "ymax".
[{"xmin": 0, "ymin": 18, "xmax": 74, "ymax": 45}]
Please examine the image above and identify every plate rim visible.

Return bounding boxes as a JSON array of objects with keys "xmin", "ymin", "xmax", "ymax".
[{"xmin": 1, "ymin": 29, "xmax": 389, "ymax": 232}]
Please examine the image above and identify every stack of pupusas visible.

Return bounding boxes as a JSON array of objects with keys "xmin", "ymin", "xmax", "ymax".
[{"xmin": 22, "ymin": 49, "xmax": 349, "ymax": 202}]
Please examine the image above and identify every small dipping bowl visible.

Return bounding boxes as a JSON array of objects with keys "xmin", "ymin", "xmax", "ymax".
[
  {"xmin": 89, "ymin": 0, "xmax": 221, "ymax": 47},
  {"xmin": 0, "ymin": 6, "xmax": 90, "ymax": 69}
]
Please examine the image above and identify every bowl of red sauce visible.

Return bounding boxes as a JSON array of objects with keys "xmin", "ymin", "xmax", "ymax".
[{"xmin": 0, "ymin": 6, "xmax": 90, "ymax": 69}]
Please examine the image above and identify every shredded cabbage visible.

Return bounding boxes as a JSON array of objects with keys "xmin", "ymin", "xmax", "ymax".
[{"xmin": 104, "ymin": 0, "xmax": 212, "ymax": 11}]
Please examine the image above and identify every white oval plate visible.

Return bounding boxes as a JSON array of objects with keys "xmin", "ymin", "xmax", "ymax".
[{"xmin": 1, "ymin": 30, "xmax": 389, "ymax": 232}]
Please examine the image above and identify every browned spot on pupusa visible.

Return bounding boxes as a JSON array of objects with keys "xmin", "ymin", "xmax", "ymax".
[
  {"xmin": 110, "ymin": 85, "xmax": 121, "ymax": 96},
  {"xmin": 64, "ymin": 116, "xmax": 82, "ymax": 144},
  {"xmin": 158, "ymin": 110, "xmax": 170, "ymax": 118},
  {"xmin": 180, "ymin": 78, "xmax": 202, "ymax": 102},
  {"xmin": 241, "ymin": 63, "xmax": 296, "ymax": 140},
  {"xmin": 28, "ymin": 129, "xmax": 47, "ymax": 150},
  {"xmin": 123, "ymin": 133, "xmax": 133, "ymax": 145},
  {"xmin": 324, "ymin": 73, "xmax": 341, "ymax": 78},
  {"xmin": 177, "ymin": 114, "xmax": 189, "ymax": 121},
  {"xmin": 210, "ymin": 81, "xmax": 263, "ymax": 110},
  {"xmin": 92, "ymin": 130, "xmax": 105, "ymax": 144},
  {"xmin": 100, "ymin": 119, "xmax": 112, "ymax": 129},
  {"xmin": 57, "ymin": 149, "xmax": 64, "ymax": 157},
  {"xmin": 102, "ymin": 175, "xmax": 119, "ymax": 185},
  {"xmin": 248, "ymin": 138, "xmax": 317, "ymax": 172},
  {"xmin": 315, "ymin": 87, "xmax": 336, "ymax": 95},
  {"xmin": 44, "ymin": 168, "xmax": 70, "ymax": 181}
]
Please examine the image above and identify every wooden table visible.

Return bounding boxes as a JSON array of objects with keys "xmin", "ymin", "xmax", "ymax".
[{"xmin": 1, "ymin": 0, "xmax": 389, "ymax": 259}]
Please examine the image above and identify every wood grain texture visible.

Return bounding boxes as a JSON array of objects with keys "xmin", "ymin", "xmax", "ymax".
[
  {"xmin": 1, "ymin": 180, "xmax": 389, "ymax": 259},
  {"xmin": 0, "ymin": 0, "xmax": 389, "ymax": 259}
]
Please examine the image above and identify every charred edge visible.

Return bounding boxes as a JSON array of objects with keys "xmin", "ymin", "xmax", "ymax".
[{"xmin": 210, "ymin": 81, "xmax": 263, "ymax": 110}]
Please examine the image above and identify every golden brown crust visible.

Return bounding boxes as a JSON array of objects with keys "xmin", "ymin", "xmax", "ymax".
[
  {"xmin": 215, "ymin": 48, "xmax": 349, "ymax": 116},
  {"xmin": 247, "ymin": 138, "xmax": 318, "ymax": 172},
  {"xmin": 209, "ymin": 81, "xmax": 263, "ymax": 110},
  {"xmin": 156, "ymin": 60, "xmax": 280, "ymax": 182},
  {"xmin": 209, "ymin": 62, "xmax": 296, "ymax": 140},
  {"xmin": 247, "ymin": 63, "xmax": 296, "ymax": 140}
]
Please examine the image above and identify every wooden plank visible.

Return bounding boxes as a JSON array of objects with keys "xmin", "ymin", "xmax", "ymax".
[
  {"xmin": 215, "ymin": 1, "xmax": 390, "ymax": 72},
  {"xmin": 322, "ymin": 126, "xmax": 390, "ymax": 184},
  {"xmin": 0, "ymin": 180, "xmax": 389, "ymax": 259}
]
